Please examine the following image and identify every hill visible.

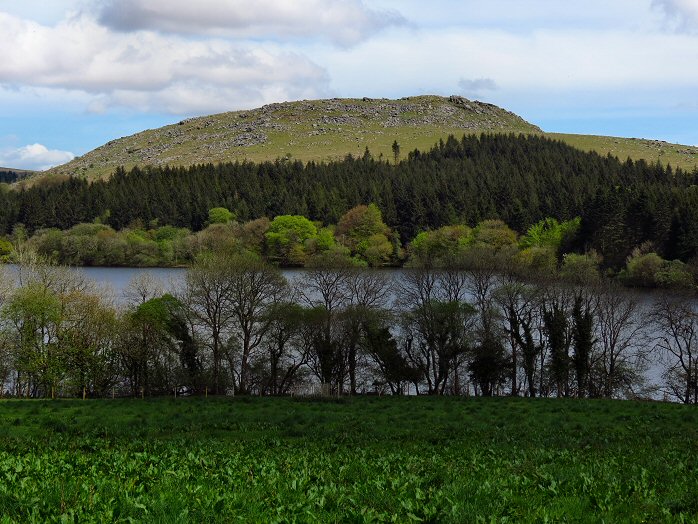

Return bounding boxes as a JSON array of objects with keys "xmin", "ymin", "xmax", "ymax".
[
  {"xmin": 28, "ymin": 95, "xmax": 698, "ymax": 183},
  {"xmin": 43, "ymin": 95, "xmax": 540, "ymax": 181}
]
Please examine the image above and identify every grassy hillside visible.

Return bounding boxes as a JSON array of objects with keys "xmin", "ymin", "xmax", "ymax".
[
  {"xmin": 34, "ymin": 96, "xmax": 698, "ymax": 184},
  {"xmin": 549, "ymin": 133, "xmax": 698, "ymax": 171},
  {"xmin": 0, "ymin": 397, "xmax": 696, "ymax": 521},
  {"xmin": 43, "ymin": 95, "xmax": 539, "ymax": 181}
]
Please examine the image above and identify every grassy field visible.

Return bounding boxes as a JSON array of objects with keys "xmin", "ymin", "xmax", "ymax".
[{"xmin": 0, "ymin": 397, "xmax": 697, "ymax": 522}]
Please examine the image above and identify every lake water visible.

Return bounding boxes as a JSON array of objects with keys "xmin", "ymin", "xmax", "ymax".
[
  {"xmin": 77, "ymin": 266, "xmax": 321, "ymax": 298},
  {"xmin": 74, "ymin": 266, "xmax": 408, "ymax": 302},
  {"xmin": 81, "ymin": 266, "xmax": 187, "ymax": 295}
]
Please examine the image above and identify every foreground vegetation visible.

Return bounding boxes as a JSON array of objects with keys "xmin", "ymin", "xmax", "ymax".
[{"xmin": 0, "ymin": 397, "xmax": 696, "ymax": 522}]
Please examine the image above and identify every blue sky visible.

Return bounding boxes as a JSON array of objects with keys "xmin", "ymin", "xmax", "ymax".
[{"xmin": 1, "ymin": 0, "xmax": 698, "ymax": 170}]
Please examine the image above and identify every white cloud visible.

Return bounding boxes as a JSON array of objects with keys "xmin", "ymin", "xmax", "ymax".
[
  {"xmin": 0, "ymin": 143, "xmax": 74, "ymax": 171},
  {"xmin": 0, "ymin": 12, "xmax": 331, "ymax": 114},
  {"xmin": 653, "ymin": 0, "xmax": 698, "ymax": 32},
  {"xmin": 2, "ymin": 0, "xmax": 698, "ymax": 149},
  {"xmin": 107, "ymin": 80, "xmax": 328, "ymax": 115},
  {"xmin": 372, "ymin": 0, "xmax": 657, "ymax": 33},
  {"xmin": 96, "ymin": 0, "xmax": 405, "ymax": 47},
  {"xmin": 317, "ymin": 27, "xmax": 698, "ymax": 97}
]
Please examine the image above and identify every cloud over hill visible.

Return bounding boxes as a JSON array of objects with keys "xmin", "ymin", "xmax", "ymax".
[{"xmin": 0, "ymin": 143, "xmax": 74, "ymax": 171}]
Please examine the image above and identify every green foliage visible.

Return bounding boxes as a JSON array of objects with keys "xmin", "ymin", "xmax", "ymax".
[
  {"xmin": 2, "ymin": 279, "xmax": 121, "ymax": 398},
  {"xmin": 543, "ymin": 301, "xmax": 570, "ymax": 397},
  {"xmin": 64, "ymin": 222, "xmax": 112, "ymax": 237},
  {"xmin": 625, "ymin": 252, "xmax": 665, "ymax": 288},
  {"xmin": 405, "ymin": 299, "xmax": 475, "ymax": 394},
  {"xmin": 305, "ymin": 226, "xmax": 337, "ymax": 254},
  {"xmin": 208, "ymin": 207, "xmax": 235, "ymax": 225},
  {"xmin": 408, "ymin": 225, "xmax": 471, "ymax": 265},
  {"xmin": 154, "ymin": 225, "xmax": 189, "ymax": 242},
  {"xmin": 337, "ymin": 204, "xmax": 385, "ymax": 241},
  {"xmin": 265, "ymin": 215, "xmax": 318, "ymax": 266},
  {"xmin": 0, "ymin": 237, "xmax": 13, "ymax": 262},
  {"xmin": 304, "ymin": 247, "xmax": 362, "ymax": 270},
  {"xmin": 517, "ymin": 246, "xmax": 557, "ymax": 273},
  {"xmin": 469, "ymin": 330, "xmax": 510, "ymax": 396},
  {"xmin": 361, "ymin": 233, "xmax": 393, "ymax": 267},
  {"xmin": 624, "ymin": 250, "xmax": 695, "ymax": 289},
  {"xmin": 572, "ymin": 295, "xmax": 594, "ymax": 397},
  {"xmin": 131, "ymin": 296, "xmax": 173, "ymax": 328},
  {"xmin": 392, "ymin": 140, "xmax": 400, "ymax": 164},
  {"xmin": 5, "ymin": 282, "xmax": 62, "ymax": 329},
  {"xmin": 194, "ymin": 223, "xmax": 239, "ymax": 254},
  {"xmin": 335, "ymin": 204, "xmax": 395, "ymax": 266},
  {"xmin": 27, "ymin": 222, "xmax": 195, "ymax": 267},
  {"xmin": 472, "ymin": 219, "xmax": 517, "ymax": 249},
  {"xmin": 238, "ymin": 217, "xmax": 271, "ymax": 255},
  {"xmin": 14, "ymin": 204, "xmax": 694, "ymax": 291},
  {"xmin": 655, "ymin": 260, "xmax": 694, "ymax": 289},
  {"xmin": 520, "ymin": 217, "xmax": 581, "ymax": 253},
  {"xmin": 363, "ymin": 325, "xmax": 422, "ymax": 392},
  {"xmin": 0, "ymin": 397, "xmax": 696, "ymax": 522},
  {"xmin": 559, "ymin": 252, "xmax": 601, "ymax": 285}
]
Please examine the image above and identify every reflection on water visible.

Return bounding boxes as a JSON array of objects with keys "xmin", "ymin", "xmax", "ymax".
[
  {"xmin": 80, "ymin": 266, "xmax": 187, "ymax": 296},
  {"xmin": 6, "ymin": 264, "xmax": 358, "ymax": 299},
  {"xmin": 77, "ymin": 267, "xmax": 325, "ymax": 297}
]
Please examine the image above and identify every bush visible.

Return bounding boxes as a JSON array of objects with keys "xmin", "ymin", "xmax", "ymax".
[{"xmin": 625, "ymin": 252, "xmax": 664, "ymax": 288}]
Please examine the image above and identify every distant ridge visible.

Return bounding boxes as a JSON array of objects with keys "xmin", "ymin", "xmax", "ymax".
[
  {"xmin": 0, "ymin": 167, "xmax": 34, "ymax": 184},
  {"xmin": 0, "ymin": 167, "xmax": 34, "ymax": 174},
  {"xmin": 35, "ymin": 95, "xmax": 698, "ymax": 183}
]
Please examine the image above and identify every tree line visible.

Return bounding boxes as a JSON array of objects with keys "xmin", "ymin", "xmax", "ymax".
[
  {"xmin": 0, "ymin": 169, "xmax": 30, "ymax": 184},
  {"xmin": 1, "ymin": 246, "xmax": 696, "ymax": 403},
  {"xmin": 15, "ymin": 205, "xmax": 698, "ymax": 292},
  {"xmin": 4, "ymin": 133, "xmax": 698, "ymax": 270}
]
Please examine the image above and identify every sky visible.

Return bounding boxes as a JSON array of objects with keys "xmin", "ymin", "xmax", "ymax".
[{"xmin": 1, "ymin": 0, "xmax": 698, "ymax": 170}]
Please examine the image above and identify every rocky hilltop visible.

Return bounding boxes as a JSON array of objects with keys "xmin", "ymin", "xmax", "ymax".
[{"xmin": 45, "ymin": 95, "xmax": 539, "ymax": 181}]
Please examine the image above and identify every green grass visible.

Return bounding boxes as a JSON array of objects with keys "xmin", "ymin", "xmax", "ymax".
[{"xmin": 0, "ymin": 397, "xmax": 697, "ymax": 522}]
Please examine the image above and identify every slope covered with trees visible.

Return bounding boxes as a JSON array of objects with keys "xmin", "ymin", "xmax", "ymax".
[{"xmin": 4, "ymin": 133, "xmax": 698, "ymax": 270}]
